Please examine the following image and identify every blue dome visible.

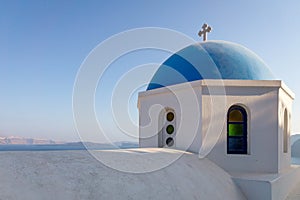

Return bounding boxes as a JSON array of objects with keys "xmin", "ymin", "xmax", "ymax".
[{"xmin": 147, "ymin": 40, "xmax": 275, "ymax": 90}]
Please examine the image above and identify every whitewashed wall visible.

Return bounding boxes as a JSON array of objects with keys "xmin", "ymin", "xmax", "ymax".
[
  {"xmin": 138, "ymin": 80, "xmax": 294, "ymax": 174},
  {"xmin": 138, "ymin": 81, "xmax": 202, "ymax": 152},
  {"xmin": 278, "ymin": 84, "xmax": 294, "ymax": 172}
]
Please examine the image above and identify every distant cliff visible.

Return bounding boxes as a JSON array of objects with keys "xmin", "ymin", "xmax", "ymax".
[
  {"xmin": 0, "ymin": 136, "xmax": 63, "ymax": 145},
  {"xmin": 0, "ymin": 136, "xmax": 138, "ymax": 148}
]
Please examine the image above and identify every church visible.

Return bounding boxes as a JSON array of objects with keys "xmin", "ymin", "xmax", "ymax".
[{"xmin": 138, "ymin": 24, "xmax": 300, "ymax": 199}]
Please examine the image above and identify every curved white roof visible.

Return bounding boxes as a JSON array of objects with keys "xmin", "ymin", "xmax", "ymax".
[
  {"xmin": 292, "ymin": 134, "xmax": 300, "ymax": 157},
  {"xmin": 0, "ymin": 148, "xmax": 245, "ymax": 200}
]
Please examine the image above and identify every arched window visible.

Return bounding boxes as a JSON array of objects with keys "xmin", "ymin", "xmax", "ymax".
[
  {"xmin": 283, "ymin": 109, "xmax": 288, "ymax": 153},
  {"xmin": 227, "ymin": 105, "xmax": 248, "ymax": 154}
]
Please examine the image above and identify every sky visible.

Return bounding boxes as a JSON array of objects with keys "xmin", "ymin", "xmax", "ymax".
[{"xmin": 1, "ymin": 0, "xmax": 300, "ymax": 142}]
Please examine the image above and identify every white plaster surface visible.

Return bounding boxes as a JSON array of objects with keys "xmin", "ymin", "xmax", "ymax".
[
  {"xmin": 286, "ymin": 181, "xmax": 300, "ymax": 200},
  {"xmin": 287, "ymin": 136, "xmax": 300, "ymax": 199},
  {"xmin": 232, "ymin": 165, "xmax": 300, "ymax": 200},
  {"xmin": 0, "ymin": 149, "xmax": 246, "ymax": 200},
  {"xmin": 139, "ymin": 80, "xmax": 294, "ymax": 174},
  {"xmin": 286, "ymin": 165, "xmax": 300, "ymax": 200}
]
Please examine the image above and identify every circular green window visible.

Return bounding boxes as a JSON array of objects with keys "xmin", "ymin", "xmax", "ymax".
[
  {"xmin": 166, "ymin": 112, "xmax": 174, "ymax": 122},
  {"xmin": 166, "ymin": 137, "xmax": 174, "ymax": 147},
  {"xmin": 166, "ymin": 125, "xmax": 174, "ymax": 134}
]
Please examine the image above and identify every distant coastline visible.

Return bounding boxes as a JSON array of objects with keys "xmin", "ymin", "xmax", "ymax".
[{"xmin": 0, "ymin": 136, "xmax": 62, "ymax": 145}]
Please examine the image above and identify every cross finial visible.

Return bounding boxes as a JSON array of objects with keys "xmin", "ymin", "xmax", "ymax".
[{"xmin": 198, "ymin": 23, "xmax": 212, "ymax": 41}]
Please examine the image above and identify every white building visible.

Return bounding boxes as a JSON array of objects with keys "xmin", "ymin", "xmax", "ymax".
[{"xmin": 138, "ymin": 40, "xmax": 300, "ymax": 199}]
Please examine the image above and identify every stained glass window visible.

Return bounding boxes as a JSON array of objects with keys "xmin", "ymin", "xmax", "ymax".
[
  {"xmin": 227, "ymin": 106, "xmax": 247, "ymax": 154},
  {"xmin": 166, "ymin": 112, "xmax": 174, "ymax": 122},
  {"xmin": 166, "ymin": 137, "xmax": 174, "ymax": 147},
  {"xmin": 166, "ymin": 125, "xmax": 174, "ymax": 134}
]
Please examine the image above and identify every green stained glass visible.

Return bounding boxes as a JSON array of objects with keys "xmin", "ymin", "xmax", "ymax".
[
  {"xmin": 166, "ymin": 125, "xmax": 174, "ymax": 134},
  {"xmin": 228, "ymin": 124, "xmax": 243, "ymax": 136}
]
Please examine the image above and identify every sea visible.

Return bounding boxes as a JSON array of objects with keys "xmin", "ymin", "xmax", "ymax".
[{"xmin": 0, "ymin": 142, "xmax": 138, "ymax": 151}]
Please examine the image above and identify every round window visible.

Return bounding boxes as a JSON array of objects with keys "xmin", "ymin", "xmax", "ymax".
[
  {"xmin": 166, "ymin": 125, "xmax": 174, "ymax": 134},
  {"xmin": 166, "ymin": 112, "xmax": 174, "ymax": 122},
  {"xmin": 166, "ymin": 137, "xmax": 174, "ymax": 147}
]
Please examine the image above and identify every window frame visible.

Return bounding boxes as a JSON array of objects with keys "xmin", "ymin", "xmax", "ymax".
[
  {"xmin": 227, "ymin": 105, "xmax": 248, "ymax": 154},
  {"xmin": 283, "ymin": 109, "xmax": 288, "ymax": 153}
]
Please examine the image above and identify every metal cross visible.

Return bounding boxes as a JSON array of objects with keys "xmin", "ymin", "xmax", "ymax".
[{"xmin": 198, "ymin": 23, "xmax": 212, "ymax": 41}]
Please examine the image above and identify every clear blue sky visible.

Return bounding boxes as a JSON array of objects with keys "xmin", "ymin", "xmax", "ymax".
[{"xmin": 1, "ymin": 0, "xmax": 300, "ymax": 142}]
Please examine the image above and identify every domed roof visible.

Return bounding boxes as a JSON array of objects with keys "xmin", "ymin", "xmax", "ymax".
[
  {"xmin": 147, "ymin": 40, "xmax": 274, "ymax": 90},
  {"xmin": 0, "ymin": 148, "xmax": 246, "ymax": 199},
  {"xmin": 291, "ymin": 134, "xmax": 300, "ymax": 158}
]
